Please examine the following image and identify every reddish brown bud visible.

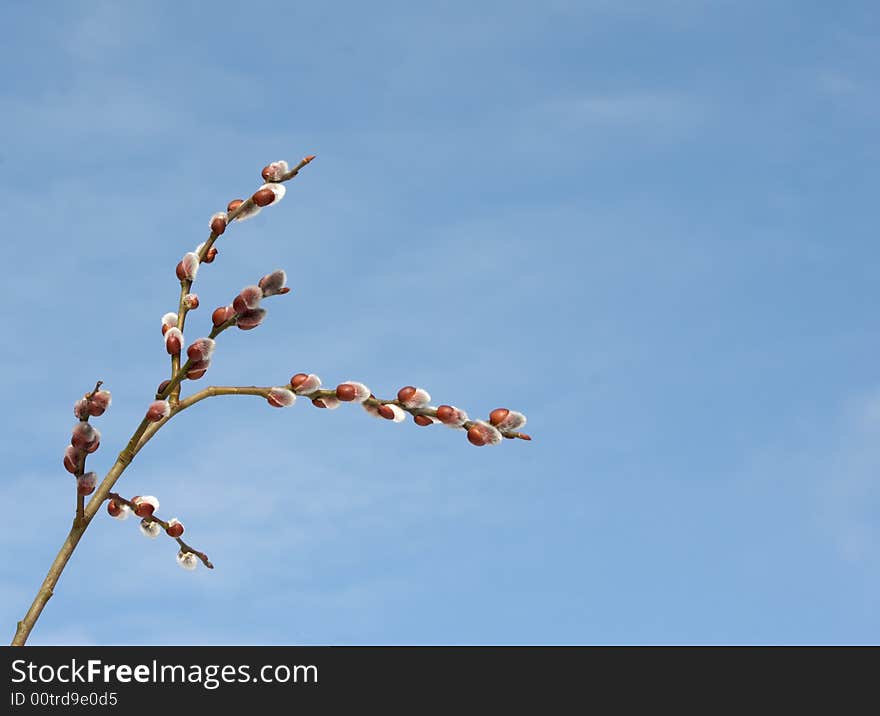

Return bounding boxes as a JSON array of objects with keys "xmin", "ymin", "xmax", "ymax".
[
  {"xmin": 397, "ymin": 386, "xmax": 417, "ymax": 403},
  {"xmin": 71, "ymin": 422, "xmax": 97, "ymax": 449},
  {"xmin": 63, "ymin": 446, "xmax": 80, "ymax": 474},
  {"xmin": 176, "ymin": 252, "xmax": 199, "ymax": 281},
  {"xmin": 74, "ymin": 398, "xmax": 90, "ymax": 420},
  {"xmin": 166, "ymin": 521, "xmax": 185, "ymax": 538},
  {"xmin": 267, "ymin": 387, "xmax": 296, "ymax": 408},
  {"xmin": 85, "ymin": 435, "xmax": 100, "ymax": 454},
  {"xmin": 290, "ymin": 373, "xmax": 310, "ymax": 390},
  {"xmin": 210, "ymin": 216, "xmax": 227, "ymax": 235},
  {"xmin": 134, "ymin": 502, "xmax": 154, "ymax": 518},
  {"xmin": 489, "ymin": 408, "xmax": 510, "ymax": 426},
  {"xmin": 88, "ymin": 390, "xmax": 111, "ymax": 416},
  {"xmin": 467, "ymin": 425, "xmax": 491, "ymax": 446},
  {"xmin": 336, "ymin": 383, "xmax": 357, "ymax": 402},
  {"xmin": 146, "ymin": 400, "xmax": 171, "ymax": 422},
  {"xmin": 252, "ymin": 187, "xmax": 276, "ymax": 207},
  {"xmin": 212, "ymin": 305, "xmax": 235, "ymax": 327},
  {"xmin": 204, "ymin": 246, "xmax": 218, "ymax": 263},
  {"xmin": 186, "ymin": 359, "xmax": 210, "ymax": 380},
  {"xmin": 519, "ymin": 434, "xmax": 532, "ymax": 441},
  {"xmin": 77, "ymin": 472, "xmax": 97, "ymax": 496},
  {"xmin": 156, "ymin": 379, "xmax": 171, "ymax": 395},
  {"xmin": 227, "ymin": 198, "xmax": 244, "ymax": 213},
  {"xmin": 107, "ymin": 499, "xmax": 123, "ymax": 517},
  {"xmin": 413, "ymin": 414, "xmax": 433, "ymax": 427},
  {"xmin": 164, "ymin": 328, "xmax": 182, "ymax": 355},
  {"xmin": 258, "ymin": 269, "xmax": 288, "ymax": 297},
  {"xmin": 183, "ymin": 294, "xmax": 199, "ymax": 310},
  {"xmin": 186, "ymin": 338, "xmax": 215, "ymax": 363},
  {"xmin": 304, "ymin": 154, "xmax": 316, "ymax": 164},
  {"xmin": 435, "ymin": 405, "xmax": 455, "ymax": 423},
  {"xmin": 312, "ymin": 398, "xmax": 327, "ymax": 408},
  {"xmin": 261, "ymin": 165, "xmax": 274, "ymax": 182},
  {"xmin": 377, "ymin": 404, "xmax": 396, "ymax": 420},
  {"xmin": 236, "ymin": 285, "xmax": 262, "ymax": 311},
  {"xmin": 236, "ymin": 308, "xmax": 266, "ymax": 330}
]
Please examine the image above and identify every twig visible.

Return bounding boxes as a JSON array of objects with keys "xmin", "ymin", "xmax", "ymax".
[
  {"xmin": 169, "ymin": 154, "xmax": 315, "ymax": 405},
  {"xmin": 73, "ymin": 380, "xmax": 105, "ymax": 527},
  {"xmin": 108, "ymin": 493, "xmax": 214, "ymax": 569},
  {"xmin": 11, "ymin": 152, "xmax": 529, "ymax": 649}
]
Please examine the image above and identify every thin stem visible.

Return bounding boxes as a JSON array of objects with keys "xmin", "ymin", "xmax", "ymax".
[
  {"xmin": 73, "ymin": 380, "xmax": 104, "ymax": 528},
  {"xmin": 11, "ymin": 385, "xmax": 271, "ymax": 645},
  {"xmin": 170, "ymin": 282, "xmax": 188, "ymax": 406},
  {"xmin": 307, "ymin": 389, "xmax": 532, "ymax": 440},
  {"xmin": 136, "ymin": 385, "xmax": 271, "ymax": 452},
  {"xmin": 108, "ymin": 493, "xmax": 214, "ymax": 569}
]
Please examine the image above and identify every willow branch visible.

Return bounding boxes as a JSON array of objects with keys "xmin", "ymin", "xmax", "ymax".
[
  {"xmin": 107, "ymin": 493, "xmax": 214, "ymax": 569},
  {"xmin": 73, "ymin": 380, "xmax": 104, "ymax": 527},
  {"xmin": 309, "ymin": 389, "xmax": 532, "ymax": 441},
  {"xmin": 170, "ymin": 284, "xmax": 188, "ymax": 406},
  {"xmin": 12, "ymin": 155, "xmax": 317, "ymax": 647},
  {"xmin": 169, "ymin": 154, "xmax": 316, "ymax": 405},
  {"xmin": 12, "ymin": 414, "xmax": 154, "ymax": 646}
]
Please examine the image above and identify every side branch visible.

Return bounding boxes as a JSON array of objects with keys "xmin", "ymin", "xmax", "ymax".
[
  {"xmin": 107, "ymin": 493, "xmax": 214, "ymax": 569},
  {"xmin": 165, "ymin": 154, "xmax": 315, "ymax": 405}
]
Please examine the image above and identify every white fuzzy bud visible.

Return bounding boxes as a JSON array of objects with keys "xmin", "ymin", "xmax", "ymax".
[
  {"xmin": 400, "ymin": 387, "xmax": 431, "ymax": 409},
  {"xmin": 177, "ymin": 551, "xmax": 199, "ymax": 570},
  {"xmin": 440, "ymin": 406, "xmax": 469, "ymax": 428},
  {"xmin": 344, "ymin": 381, "xmax": 371, "ymax": 403},
  {"xmin": 111, "ymin": 504, "xmax": 131, "ymax": 521},
  {"xmin": 267, "ymin": 387, "xmax": 297, "ymax": 408},
  {"xmin": 292, "ymin": 373, "xmax": 321, "ymax": 394},
  {"xmin": 260, "ymin": 182, "xmax": 286, "ymax": 203},
  {"xmin": 234, "ymin": 203, "xmax": 262, "ymax": 222},
  {"xmin": 475, "ymin": 420, "xmax": 503, "ymax": 445},
  {"xmin": 317, "ymin": 396, "xmax": 341, "ymax": 410},
  {"xmin": 496, "ymin": 410, "xmax": 527, "ymax": 431},
  {"xmin": 386, "ymin": 404, "xmax": 407, "ymax": 422},
  {"xmin": 262, "ymin": 160, "xmax": 289, "ymax": 181},
  {"xmin": 135, "ymin": 495, "xmax": 160, "ymax": 512},
  {"xmin": 139, "ymin": 519, "xmax": 161, "ymax": 539},
  {"xmin": 178, "ymin": 252, "xmax": 199, "ymax": 281}
]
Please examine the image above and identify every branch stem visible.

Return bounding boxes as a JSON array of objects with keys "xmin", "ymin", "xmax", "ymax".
[{"xmin": 10, "ymin": 385, "xmax": 270, "ymax": 645}]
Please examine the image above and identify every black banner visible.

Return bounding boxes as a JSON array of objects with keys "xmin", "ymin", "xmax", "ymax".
[{"xmin": 2, "ymin": 646, "xmax": 873, "ymax": 710}]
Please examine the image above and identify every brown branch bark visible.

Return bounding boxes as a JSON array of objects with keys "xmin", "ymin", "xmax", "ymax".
[
  {"xmin": 108, "ymin": 493, "xmax": 214, "ymax": 569},
  {"xmin": 10, "ymin": 152, "xmax": 529, "ymax": 647}
]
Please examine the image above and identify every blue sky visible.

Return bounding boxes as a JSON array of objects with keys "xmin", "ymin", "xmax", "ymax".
[{"xmin": 1, "ymin": 0, "xmax": 878, "ymax": 645}]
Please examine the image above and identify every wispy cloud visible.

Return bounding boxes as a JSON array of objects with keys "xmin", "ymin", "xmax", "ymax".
[
  {"xmin": 542, "ymin": 92, "xmax": 706, "ymax": 130},
  {"xmin": 813, "ymin": 389, "xmax": 880, "ymax": 564}
]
